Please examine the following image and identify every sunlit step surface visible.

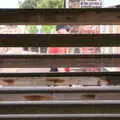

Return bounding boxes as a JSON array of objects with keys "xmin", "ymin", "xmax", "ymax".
[{"xmin": 0, "ymin": 114, "xmax": 119, "ymax": 120}]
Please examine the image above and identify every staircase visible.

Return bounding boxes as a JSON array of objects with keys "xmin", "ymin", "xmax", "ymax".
[{"xmin": 0, "ymin": 8, "xmax": 120, "ymax": 120}]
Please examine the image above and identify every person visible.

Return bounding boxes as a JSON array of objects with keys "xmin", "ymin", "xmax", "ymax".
[{"xmin": 47, "ymin": 25, "xmax": 72, "ymax": 72}]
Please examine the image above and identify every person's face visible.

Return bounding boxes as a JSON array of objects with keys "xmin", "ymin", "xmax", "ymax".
[{"xmin": 56, "ymin": 28, "xmax": 70, "ymax": 34}]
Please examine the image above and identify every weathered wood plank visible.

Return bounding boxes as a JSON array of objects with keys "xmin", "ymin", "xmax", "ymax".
[
  {"xmin": 0, "ymin": 87, "xmax": 120, "ymax": 94},
  {"xmin": 0, "ymin": 34, "xmax": 120, "ymax": 47},
  {"xmin": 0, "ymin": 114, "xmax": 119, "ymax": 120},
  {"xmin": 0, "ymin": 8, "xmax": 120, "ymax": 25},
  {"xmin": 0, "ymin": 72, "xmax": 119, "ymax": 77},
  {"xmin": 0, "ymin": 54, "xmax": 120, "ymax": 67},
  {"xmin": 0, "ymin": 101, "xmax": 119, "ymax": 114},
  {"xmin": 1, "ymin": 100, "xmax": 120, "ymax": 105}
]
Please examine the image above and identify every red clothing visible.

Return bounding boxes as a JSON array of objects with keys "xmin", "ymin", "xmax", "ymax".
[
  {"xmin": 48, "ymin": 47, "xmax": 67, "ymax": 54},
  {"xmin": 64, "ymin": 67, "xmax": 71, "ymax": 72}
]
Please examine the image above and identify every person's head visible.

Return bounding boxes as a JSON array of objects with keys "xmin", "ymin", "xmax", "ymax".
[{"xmin": 56, "ymin": 25, "xmax": 72, "ymax": 34}]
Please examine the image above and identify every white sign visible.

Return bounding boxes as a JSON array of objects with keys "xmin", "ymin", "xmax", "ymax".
[{"xmin": 80, "ymin": 0, "xmax": 102, "ymax": 8}]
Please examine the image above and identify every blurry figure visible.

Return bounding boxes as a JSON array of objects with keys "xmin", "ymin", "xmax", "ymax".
[
  {"xmin": 49, "ymin": 66, "xmax": 59, "ymax": 72},
  {"xmin": 47, "ymin": 25, "xmax": 72, "ymax": 72}
]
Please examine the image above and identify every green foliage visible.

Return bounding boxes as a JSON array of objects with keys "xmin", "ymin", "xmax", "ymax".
[
  {"xmin": 25, "ymin": 25, "xmax": 38, "ymax": 33},
  {"xmin": 19, "ymin": 0, "xmax": 64, "ymax": 33},
  {"xmin": 37, "ymin": 0, "xmax": 64, "ymax": 8},
  {"xmin": 19, "ymin": 0, "xmax": 37, "ymax": 8},
  {"xmin": 42, "ymin": 25, "xmax": 56, "ymax": 34}
]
